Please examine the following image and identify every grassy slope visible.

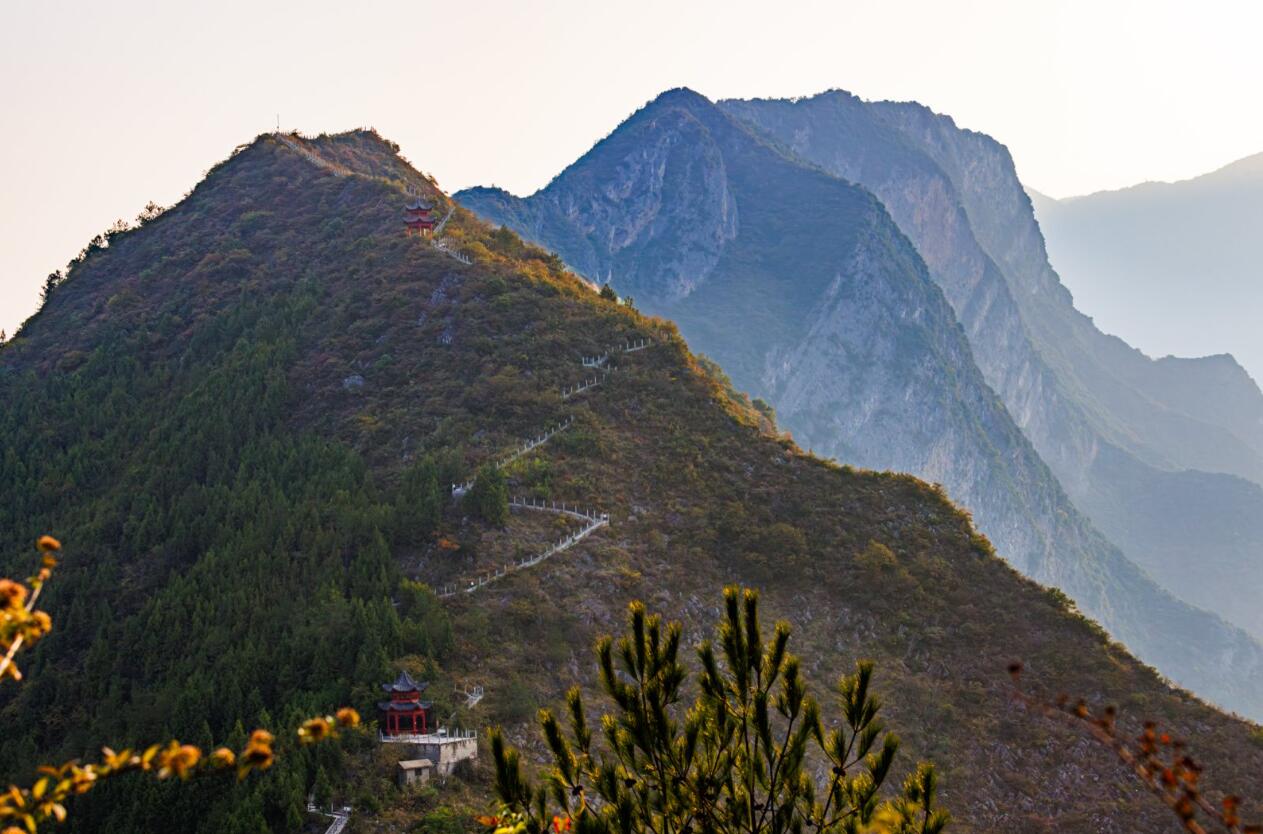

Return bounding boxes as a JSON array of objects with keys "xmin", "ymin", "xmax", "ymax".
[{"xmin": 2, "ymin": 132, "xmax": 1262, "ymax": 833}]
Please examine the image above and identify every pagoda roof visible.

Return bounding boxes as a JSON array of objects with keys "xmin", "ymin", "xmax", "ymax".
[
  {"xmin": 405, "ymin": 198, "xmax": 436, "ymax": 211},
  {"xmin": 381, "ymin": 670, "xmax": 428, "ymax": 694},
  {"xmin": 377, "ymin": 699, "xmax": 434, "ymax": 712}
]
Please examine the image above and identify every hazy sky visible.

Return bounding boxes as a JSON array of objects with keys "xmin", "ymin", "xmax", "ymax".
[{"xmin": 3, "ymin": 0, "xmax": 1261, "ymax": 341}]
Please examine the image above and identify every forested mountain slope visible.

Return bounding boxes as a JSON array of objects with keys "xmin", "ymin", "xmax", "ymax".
[
  {"xmin": 456, "ymin": 88, "xmax": 1263, "ymax": 711},
  {"xmin": 720, "ymin": 90, "xmax": 1263, "ymax": 641},
  {"xmin": 3, "ymin": 130, "xmax": 1263, "ymax": 833}
]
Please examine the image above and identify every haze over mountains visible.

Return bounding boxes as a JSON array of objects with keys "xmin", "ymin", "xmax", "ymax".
[
  {"xmin": 457, "ymin": 88, "xmax": 1263, "ymax": 708},
  {"xmin": 1029, "ymin": 154, "xmax": 1263, "ymax": 386},
  {"xmin": 721, "ymin": 92, "xmax": 1263, "ymax": 640}
]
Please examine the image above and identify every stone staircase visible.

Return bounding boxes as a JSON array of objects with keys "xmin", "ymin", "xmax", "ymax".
[{"xmin": 434, "ymin": 341, "xmax": 652, "ymax": 598}]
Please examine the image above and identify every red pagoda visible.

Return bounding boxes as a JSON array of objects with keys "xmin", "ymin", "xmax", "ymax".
[
  {"xmin": 378, "ymin": 670, "xmax": 434, "ymax": 736},
  {"xmin": 403, "ymin": 198, "xmax": 438, "ymax": 236}
]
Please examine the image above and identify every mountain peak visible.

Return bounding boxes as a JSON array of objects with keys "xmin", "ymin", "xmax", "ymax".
[
  {"xmin": 263, "ymin": 129, "xmax": 446, "ymax": 198},
  {"xmin": 645, "ymin": 86, "xmax": 710, "ymax": 109},
  {"xmin": 6, "ymin": 126, "xmax": 457, "ymax": 366},
  {"xmin": 631, "ymin": 87, "xmax": 732, "ymax": 130}
]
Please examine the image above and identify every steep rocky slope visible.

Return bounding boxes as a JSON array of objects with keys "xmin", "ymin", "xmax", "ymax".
[
  {"xmin": 5, "ymin": 130, "xmax": 1263, "ymax": 832},
  {"xmin": 725, "ymin": 92, "xmax": 1263, "ymax": 476},
  {"xmin": 869, "ymin": 98, "xmax": 1263, "ymax": 475},
  {"xmin": 456, "ymin": 89, "xmax": 1263, "ymax": 715},
  {"xmin": 721, "ymin": 90, "xmax": 1263, "ymax": 641}
]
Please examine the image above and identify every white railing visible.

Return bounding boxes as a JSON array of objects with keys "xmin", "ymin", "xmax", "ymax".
[
  {"xmin": 379, "ymin": 727, "xmax": 478, "ymax": 744},
  {"xmin": 562, "ymin": 370, "xmax": 612, "ymax": 400},
  {"xmin": 497, "ymin": 417, "xmax": 573, "ymax": 468},
  {"xmin": 432, "ymin": 237, "xmax": 472, "ymax": 264},
  {"xmin": 274, "ymin": 133, "xmax": 351, "ymax": 177},
  {"xmin": 433, "ymin": 206, "xmax": 456, "ymax": 237},
  {"xmin": 434, "ymin": 342, "xmax": 657, "ymax": 599},
  {"xmin": 581, "ymin": 338, "xmax": 650, "ymax": 366},
  {"xmin": 509, "ymin": 495, "xmax": 605, "ymax": 523},
  {"xmin": 305, "ymin": 803, "xmax": 352, "ymax": 834},
  {"xmin": 621, "ymin": 337, "xmax": 652, "ymax": 353},
  {"xmin": 457, "ymin": 684, "xmax": 485, "ymax": 707},
  {"xmin": 436, "ymin": 513, "xmax": 609, "ymax": 598},
  {"xmin": 450, "ymin": 418, "xmax": 573, "ymax": 498}
]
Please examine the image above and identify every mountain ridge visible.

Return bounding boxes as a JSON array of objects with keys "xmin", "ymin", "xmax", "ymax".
[
  {"xmin": 1030, "ymin": 149, "xmax": 1263, "ymax": 392},
  {"xmin": 1048, "ymin": 150, "xmax": 1263, "ymax": 202},
  {"xmin": 455, "ymin": 89, "xmax": 1263, "ymax": 716}
]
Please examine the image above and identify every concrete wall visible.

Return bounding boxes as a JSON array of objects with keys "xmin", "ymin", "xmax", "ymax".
[
  {"xmin": 414, "ymin": 737, "xmax": 478, "ymax": 775},
  {"xmin": 387, "ymin": 735, "xmax": 479, "ymax": 777}
]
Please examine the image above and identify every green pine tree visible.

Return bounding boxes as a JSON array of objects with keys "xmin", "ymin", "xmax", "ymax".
[
  {"xmin": 312, "ymin": 764, "xmax": 333, "ymax": 807},
  {"xmin": 469, "ymin": 463, "xmax": 509, "ymax": 526},
  {"xmin": 489, "ymin": 587, "xmax": 949, "ymax": 834},
  {"xmin": 396, "ymin": 457, "xmax": 442, "ymax": 543}
]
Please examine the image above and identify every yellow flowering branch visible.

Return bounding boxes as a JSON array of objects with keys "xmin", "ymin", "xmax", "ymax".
[
  {"xmin": 0, "ymin": 709, "xmax": 362, "ymax": 833},
  {"xmin": 0, "ymin": 536, "xmax": 59, "ymax": 684}
]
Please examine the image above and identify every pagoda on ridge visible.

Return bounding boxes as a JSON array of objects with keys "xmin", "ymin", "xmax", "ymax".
[
  {"xmin": 403, "ymin": 198, "xmax": 438, "ymax": 237},
  {"xmin": 378, "ymin": 670, "xmax": 434, "ymax": 736}
]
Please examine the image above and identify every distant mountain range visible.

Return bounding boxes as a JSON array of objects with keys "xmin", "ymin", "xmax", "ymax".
[
  {"xmin": 457, "ymin": 88, "xmax": 1263, "ymax": 716},
  {"xmin": 1029, "ymin": 153, "xmax": 1263, "ymax": 386}
]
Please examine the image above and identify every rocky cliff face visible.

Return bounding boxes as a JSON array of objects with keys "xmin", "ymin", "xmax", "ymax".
[
  {"xmin": 461, "ymin": 101, "xmax": 738, "ymax": 302},
  {"xmin": 864, "ymin": 96, "xmax": 1263, "ymax": 478},
  {"xmin": 724, "ymin": 91, "xmax": 1263, "ymax": 643},
  {"xmin": 457, "ymin": 88, "xmax": 1263, "ymax": 717}
]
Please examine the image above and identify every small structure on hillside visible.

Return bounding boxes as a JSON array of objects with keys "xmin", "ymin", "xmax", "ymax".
[
  {"xmin": 403, "ymin": 198, "xmax": 438, "ymax": 236},
  {"xmin": 414, "ymin": 731, "xmax": 478, "ymax": 775},
  {"xmin": 378, "ymin": 671, "xmax": 434, "ymax": 736},
  {"xmin": 456, "ymin": 683, "xmax": 485, "ymax": 708},
  {"xmin": 378, "ymin": 725, "xmax": 480, "ymax": 775},
  {"xmin": 396, "ymin": 758, "xmax": 434, "ymax": 788}
]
